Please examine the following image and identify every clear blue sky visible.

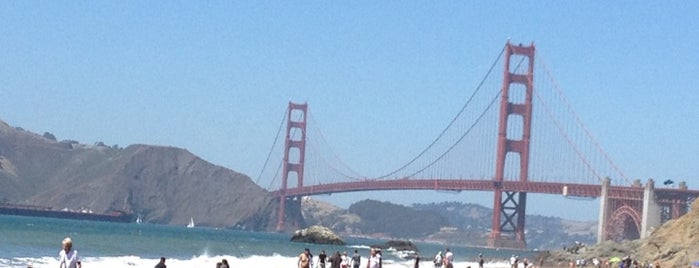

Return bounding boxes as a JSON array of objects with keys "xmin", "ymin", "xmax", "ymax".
[{"xmin": 1, "ymin": 2, "xmax": 697, "ymax": 221}]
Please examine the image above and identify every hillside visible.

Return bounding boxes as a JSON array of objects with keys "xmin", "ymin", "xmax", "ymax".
[
  {"xmin": 302, "ymin": 197, "xmax": 597, "ymax": 250},
  {"xmin": 0, "ymin": 120, "xmax": 278, "ymax": 229}
]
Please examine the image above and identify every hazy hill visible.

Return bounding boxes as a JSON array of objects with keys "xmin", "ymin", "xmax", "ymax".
[
  {"xmin": 0, "ymin": 120, "xmax": 277, "ymax": 229},
  {"xmin": 302, "ymin": 197, "xmax": 596, "ymax": 250}
]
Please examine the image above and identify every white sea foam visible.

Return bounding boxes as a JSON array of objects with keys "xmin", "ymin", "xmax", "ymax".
[{"xmin": 3, "ymin": 255, "xmax": 512, "ymax": 268}]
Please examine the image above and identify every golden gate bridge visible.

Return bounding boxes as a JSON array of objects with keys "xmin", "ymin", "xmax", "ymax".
[{"xmin": 256, "ymin": 41, "xmax": 699, "ymax": 249}]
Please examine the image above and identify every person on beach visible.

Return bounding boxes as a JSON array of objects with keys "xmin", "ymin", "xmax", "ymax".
[
  {"xmin": 299, "ymin": 248, "xmax": 311, "ymax": 268},
  {"xmin": 319, "ymin": 250, "xmax": 328, "ymax": 268},
  {"xmin": 478, "ymin": 254, "xmax": 484, "ymax": 268},
  {"xmin": 433, "ymin": 251, "xmax": 443, "ymax": 268},
  {"xmin": 59, "ymin": 237, "xmax": 81, "ymax": 268},
  {"xmin": 443, "ymin": 248, "xmax": 453, "ymax": 268},
  {"xmin": 341, "ymin": 252, "xmax": 349, "ymax": 268},
  {"xmin": 155, "ymin": 257, "xmax": 166, "ymax": 268},
  {"xmin": 366, "ymin": 248, "xmax": 381, "ymax": 268},
  {"xmin": 330, "ymin": 251, "xmax": 342, "ymax": 268},
  {"xmin": 220, "ymin": 259, "xmax": 230, "ymax": 268},
  {"xmin": 350, "ymin": 249, "xmax": 361, "ymax": 268},
  {"xmin": 414, "ymin": 256, "xmax": 420, "ymax": 268}
]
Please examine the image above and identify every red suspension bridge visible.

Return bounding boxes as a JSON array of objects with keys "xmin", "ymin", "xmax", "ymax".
[{"xmin": 257, "ymin": 41, "xmax": 699, "ymax": 249}]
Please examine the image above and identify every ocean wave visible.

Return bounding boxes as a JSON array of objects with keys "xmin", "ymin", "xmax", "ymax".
[{"xmin": 1, "ymin": 255, "xmax": 513, "ymax": 268}]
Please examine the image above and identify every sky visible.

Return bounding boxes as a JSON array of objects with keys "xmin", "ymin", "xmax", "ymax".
[{"xmin": 1, "ymin": 2, "xmax": 698, "ymax": 221}]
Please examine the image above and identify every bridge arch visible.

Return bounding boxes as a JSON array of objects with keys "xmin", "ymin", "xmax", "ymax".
[{"xmin": 606, "ymin": 205, "xmax": 641, "ymax": 242}]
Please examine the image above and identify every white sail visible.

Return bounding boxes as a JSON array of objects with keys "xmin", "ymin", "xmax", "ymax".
[
  {"xmin": 136, "ymin": 215, "xmax": 143, "ymax": 224},
  {"xmin": 187, "ymin": 217, "xmax": 195, "ymax": 228}
]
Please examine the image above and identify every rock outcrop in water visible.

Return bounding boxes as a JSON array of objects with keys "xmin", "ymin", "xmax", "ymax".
[
  {"xmin": 290, "ymin": 225, "xmax": 345, "ymax": 245},
  {"xmin": 372, "ymin": 240, "xmax": 419, "ymax": 252}
]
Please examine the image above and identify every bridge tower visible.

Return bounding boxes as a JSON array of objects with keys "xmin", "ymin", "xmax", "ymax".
[
  {"xmin": 275, "ymin": 102, "xmax": 308, "ymax": 231},
  {"xmin": 489, "ymin": 41, "xmax": 535, "ymax": 249}
]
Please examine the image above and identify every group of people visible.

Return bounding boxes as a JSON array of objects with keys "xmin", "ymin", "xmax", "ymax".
[
  {"xmin": 57, "ymin": 237, "xmax": 233, "ymax": 268},
  {"xmin": 299, "ymin": 248, "xmax": 381, "ymax": 268},
  {"xmin": 153, "ymin": 256, "xmax": 229, "ymax": 268},
  {"xmin": 567, "ymin": 256, "xmax": 662, "ymax": 268},
  {"xmin": 154, "ymin": 256, "xmax": 229, "ymax": 268},
  {"xmin": 510, "ymin": 254, "xmax": 533, "ymax": 268},
  {"xmin": 433, "ymin": 248, "xmax": 455, "ymax": 268}
]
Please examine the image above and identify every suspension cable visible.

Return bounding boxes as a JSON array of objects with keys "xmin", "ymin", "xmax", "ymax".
[
  {"xmin": 256, "ymin": 108, "xmax": 288, "ymax": 185},
  {"xmin": 306, "ymin": 111, "xmax": 363, "ymax": 180},
  {"xmin": 533, "ymin": 88, "xmax": 603, "ymax": 182},
  {"xmin": 375, "ymin": 45, "xmax": 507, "ymax": 179},
  {"xmin": 402, "ymin": 47, "xmax": 526, "ymax": 179},
  {"xmin": 538, "ymin": 55, "xmax": 631, "ymax": 185},
  {"xmin": 408, "ymin": 89, "xmax": 502, "ymax": 178}
]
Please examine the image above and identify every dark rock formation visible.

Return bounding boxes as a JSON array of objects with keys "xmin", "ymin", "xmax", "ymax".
[
  {"xmin": 370, "ymin": 240, "xmax": 420, "ymax": 260},
  {"xmin": 291, "ymin": 225, "xmax": 345, "ymax": 245},
  {"xmin": 384, "ymin": 240, "xmax": 419, "ymax": 252}
]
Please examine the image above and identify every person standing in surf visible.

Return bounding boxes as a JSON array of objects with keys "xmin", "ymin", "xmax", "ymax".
[
  {"xmin": 154, "ymin": 257, "xmax": 166, "ymax": 268},
  {"xmin": 433, "ymin": 251, "xmax": 442, "ymax": 268},
  {"xmin": 351, "ymin": 249, "xmax": 361, "ymax": 268},
  {"xmin": 366, "ymin": 248, "xmax": 381, "ymax": 268},
  {"xmin": 299, "ymin": 248, "xmax": 311, "ymax": 268},
  {"xmin": 58, "ymin": 237, "xmax": 81, "ymax": 268},
  {"xmin": 443, "ymin": 248, "xmax": 453, "ymax": 268},
  {"xmin": 319, "ymin": 250, "xmax": 328, "ymax": 268}
]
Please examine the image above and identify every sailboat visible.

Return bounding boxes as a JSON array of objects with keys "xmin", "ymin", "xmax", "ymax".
[
  {"xmin": 135, "ymin": 214, "xmax": 143, "ymax": 224},
  {"xmin": 186, "ymin": 217, "xmax": 195, "ymax": 228}
]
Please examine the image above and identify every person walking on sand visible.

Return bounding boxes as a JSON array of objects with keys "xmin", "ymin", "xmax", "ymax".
[
  {"xmin": 155, "ymin": 257, "xmax": 166, "ymax": 268},
  {"xmin": 319, "ymin": 250, "xmax": 328, "ymax": 268},
  {"xmin": 341, "ymin": 252, "xmax": 349, "ymax": 268},
  {"xmin": 433, "ymin": 251, "xmax": 442, "ymax": 268},
  {"xmin": 351, "ymin": 249, "xmax": 361, "ymax": 268},
  {"xmin": 330, "ymin": 251, "xmax": 342, "ymax": 268},
  {"xmin": 366, "ymin": 248, "xmax": 381, "ymax": 268},
  {"xmin": 299, "ymin": 248, "xmax": 312, "ymax": 268},
  {"xmin": 443, "ymin": 249, "xmax": 453, "ymax": 268},
  {"xmin": 478, "ymin": 254, "xmax": 484, "ymax": 268},
  {"xmin": 59, "ymin": 237, "xmax": 81, "ymax": 268}
]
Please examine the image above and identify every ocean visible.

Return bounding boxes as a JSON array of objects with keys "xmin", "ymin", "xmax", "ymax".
[{"xmin": 0, "ymin": 215, "xmax": 534, "ymax": 268}]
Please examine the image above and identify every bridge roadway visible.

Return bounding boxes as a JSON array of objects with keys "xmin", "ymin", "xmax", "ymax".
[{"xmin": 272, "ymin": 179, "xmax": 699, "ymax": 201}]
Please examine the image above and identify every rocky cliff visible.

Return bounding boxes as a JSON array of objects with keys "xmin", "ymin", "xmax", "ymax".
[
  {"xmin": 0, "ymin": 120, "xmax": 279, "ymax": 230},
  {"xmin": 540, "ymin": 199, "xmax": 699, "ymax": 267},
  {"xmin": 636, "ymin": 198, "xmax": 699, "ymax": 267}
]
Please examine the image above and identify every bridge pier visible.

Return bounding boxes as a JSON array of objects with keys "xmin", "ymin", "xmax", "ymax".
[
  {"xmin": 641, "ymin": 179, "xmax": 661, "ymax": 238},
  {"xmin": 597, "ymin": 178, "xmax": 694, "ymax": 242},
  {"xmin": 597, "ymin": 177, "xmax": 610, "ymax": 243}
]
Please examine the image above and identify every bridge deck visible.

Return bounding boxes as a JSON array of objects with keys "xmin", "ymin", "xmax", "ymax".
[{"xmin": 272, "ymin": 179, "xmax": 699, "ymax": 201}]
